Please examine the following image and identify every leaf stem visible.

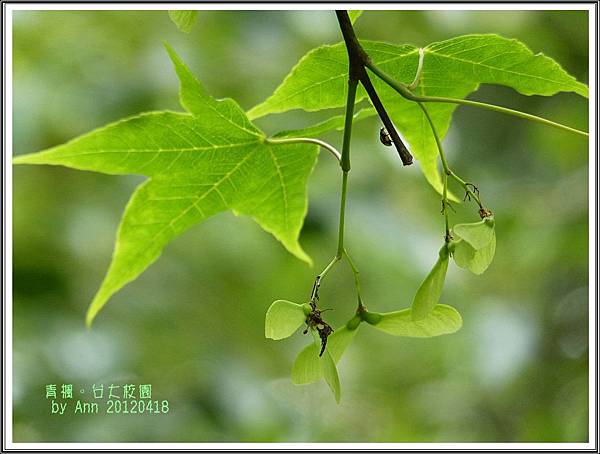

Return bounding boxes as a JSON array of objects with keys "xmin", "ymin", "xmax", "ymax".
[
  {"xmin": 310, "ymin": 25, "xmax": 365, "ymax": 310},
  {"xmin": 419, "ymin": 102, "xmax": 484, "ymax": 211},
  {"xmin": 442, "ymin": 171, "xmax": 450, "ymax": 239},
  {"xmin": 309, "ymin": 76, "xmax": 359, "ymax": 305},
  {"xmin": 407, "ymin": 48, "xmax": 424, "ymax": 91},
  {"xmin": 365, "ymin": 61, "xmax": 589, "ymax": 138},
  {"xmin": 335, "ymin": 10, "xmax": 413, "ymax": 165},
  {"xmin": 449, "ymin": 171, "xmax": 482, "ymax": 208},
  {"xmin": 310, "ymin": 255, "xmax": 341, "ymax": 307},
  {"xmin": 319, "ymin": 256, "xmax": 342, "ymax": 280},
  {"xmin": 419, "ymin": 102, "xmax": 454, "ymax": 236},
  {"xmin": 337, "ymin": 171, "xmax": 350, "ymax": 258},
  {"xmin": 343, "ymin": 248, "xmax": 364, "ymax": 308},
  {"xmin": 340, "ymin": 78, "xmax": 359, "ymax": 172},
  {"xmin": 417, "ymin": 102, "xmax": 450, "ymax": 172},
  {"xmin": 336, "ymin": 77, "xmax": 358, "ymax": 258},
  {"xmin": 265, "ymin": 137, "xmax": 341, "ymax": 162}
]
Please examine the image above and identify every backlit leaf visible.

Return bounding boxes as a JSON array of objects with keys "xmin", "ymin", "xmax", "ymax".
[
  {"xmin": 322, "ymin": 349, "xmax": 341, "ymax": 403},
  {"xmin": 273, "ymin": 107, "xmax": 376, "ymax": 138},
  {"xmin": 14, "ymin": 44, "xmax": 318, "ymax": 325},
  {"xmin": 168, "ymin": 11, "xmax": 198, "ymax": 33},
  {"xmin": 328, "ymin": 325, "xmax": 359, "ymax": 363},
  {"xmin": 291, "ymin": 332, "xmax": 342, "ymax": 403},
  {"xmin": 265, "ymin": 300, "xmax": 309, "ymax": 340},
  {"xmin": 411, "ymin": 246, "xmax": 450, "ymax": 320},
  {"xmin": 452, "ymin": 234, "xmax": 496, "ymax": 275},
  {"xmin": 452, "ymin": 216, "xmax": 496, "ymax": 274},
  {"xmin": 291, "ymin": 324, "xmax": 358, "ymax": 384},
  {"xmin": 348, "ymin": 10, "xmax": 363, "ymax": 24},
  {"xmin": 370, "ymin": 304, "xmax": 463, "ymax": 337},
  {"xmin": 248, "ymin": 34, "xmax": 588, "ymax": 195},
  {"xmin": 291, "ymin": 342, "xmax": 321, "ymax": 385},
  {"xmin": 453, "ymin": 217, "xmax": 495, "ymax": 249}
]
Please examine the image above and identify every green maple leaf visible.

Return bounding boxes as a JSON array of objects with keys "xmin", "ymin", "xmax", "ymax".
[
  {"xmin": 13, "ymin": 43, "xmax": 321, "ymax": 326},
  {"xmin": 348, "ymin": 10, "xmax": 363, "ymax": 24},
  {"xmin": 291, "ymin": 303, "xmax": 463, "ymax": 387},
  {"xmin": 168, "ymin": 10, "xmax": 198, "ymax": 33},
  {"xmin": 247, "ymin": 34, "xmax": 588, "ymax": 195},
  {"xmin": 411, "ymin": 245, "xmax": 450, "ymax": 321},
  {"xmin": 273, "ymin": 107, "xmax": 376, "ymax": 139}
]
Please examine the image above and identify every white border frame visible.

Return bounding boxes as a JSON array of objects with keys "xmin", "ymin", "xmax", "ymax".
[{"xmin": 3, "ymin": 2, "xmax": 597, "ymax": 451}]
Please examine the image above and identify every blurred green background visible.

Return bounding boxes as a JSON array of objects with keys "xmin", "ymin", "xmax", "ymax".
[{"xmin": 12, "ymin": 10, "xmax": 589, "ymax": 442}]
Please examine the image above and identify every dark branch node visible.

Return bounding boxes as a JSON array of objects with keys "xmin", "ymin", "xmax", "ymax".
[{"xmin": 335, "ymin": 10, "xmax": 413, "ymax": 166}]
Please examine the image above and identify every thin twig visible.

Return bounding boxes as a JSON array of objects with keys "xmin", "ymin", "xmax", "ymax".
[
  {"xmin": 366, "ymin": 60, "xmax": 589, "ymax": 138},
  {"xmin": 407, "ymin": 48, "xmax": 424, "ymax": 90},
  {"xmin": 266, "ymin": 137, "xmax": 341, "ymax": 161},
  {"xmin": 360, "ymin": 71, "xmax": 413, "ymax": 165},
  {"xmin": 335, "ymin": 10, "xmax": 414, "ymax": 165}
]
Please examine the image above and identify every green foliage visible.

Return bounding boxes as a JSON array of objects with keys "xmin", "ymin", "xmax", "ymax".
[
  {"xmin": 411, "ymin": 245, "xmax": 450, "ymax": 320},
  {"xmin": 292, "ymin": 331, "xmax": 342, "ymax": 402},
  {"xmin": 321, "ymin": 348, "xmax": 341, "ymax": 403},
  {"xmin": 453, "ymin": 217, "xmax": 495, "ymax": 249},
  {"xmin": 291, "ymin": 341, "xmax": 322, "ymax": 384},
  {"xmin": 327, "ymin": 324, "xmax": 360, "ymax": 361},
  {"xmin": 247, "ymin": 34, "xmax": 588, "ymax": 195},
  {"xmin": 286, "ymin": 303, "xmax": 462, "ymax": 400},
  {"xmin": 14, "ymin": 43, "xmax": 319, "ymax": 325},
  {"xmin": 348, "ymin": 10, "xmax": 363, "ymax": 24},
  {"xmin": 168, "ymin": 10, "xmax": 198, "ymax": 33},
  {"xmin": 369, "ymin": 304, "xmax": 463, "ymax": 337},
  {"xmin": 451, "ymin": 218, "xmax": 497, "ymax": 275},
  {"xmin": 265, "ymin": 300, "xmax": 309, "ymax": 340},
  {"xmin": 13, "ymin": 10, "xmax": 588, "ymax": 407},
  {"xmin": 452, "ymin": 236, "xmax": 496, "ymax": 275},
  {"xmin": 273, "ymin": 108, "xmax": 376, "ymax": 138},
  {"xmin": 12, "ymin": 9, "xmax": 590, "ymax": 439},
  {"xmin": 291, "ymin": 324, "xmax": 359, "ymax": 384}
]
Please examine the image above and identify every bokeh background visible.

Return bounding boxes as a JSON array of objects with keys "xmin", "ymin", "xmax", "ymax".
[{"xmin": 12, "ymin": 9, "xmax": 589, "ymax": 442}]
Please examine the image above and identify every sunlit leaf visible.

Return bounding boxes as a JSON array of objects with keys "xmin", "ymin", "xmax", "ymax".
[
  {"xmin": 291, "ymin": 324, "xmax": 358, "ymax": 384},
  {"xmin": 248, "ymin": 34, "xmax": 588, "ymax": 195},
  {"xmin": 291, "ymin": 331, "xmax": 341, "ymax": 403},
  {"xmin": 291, "ymin": 342, "xmax": 321, "ymax": 385},
  {"xmin": 273, "ymin": 107, "xmax": 376, "ymax": 138},
  {"xmin": 265, "ymin": 300, "xmax": 308, "ymax": 340},
  {"xmin": 328, "ymin": 325, "xmax": 359, "ymax": 362},
  {"xmin": 322, "ymin": 349, "xmax": 341, "ymax": 403},
  {"xmin": 168, "ymin": 11, "xmax": 198, "ymax": 33},
  {"xmin": 348, "ymin": 10, "xmax": 363, "ymax": 24},
  {"xmin": 452, "ymin": 216, "xmax": 496, "ymax": 274},
  {"xmin": 370, "ymin": 304, "xmax": 462, "ymax": 337},
  {"xmin": 14, "ymin": 44, "xmax": 318, "ymax": 325},
  {"xmin": 452, "ymin": 234, "xmax": 496, "ymax": 275},
  {"xmin": 453, "ymin": 217, "xmax": 495, "ymax": 249},
  {"xmin": 411, "ymin": 247, "xmax": 450, "ymax": 320}
]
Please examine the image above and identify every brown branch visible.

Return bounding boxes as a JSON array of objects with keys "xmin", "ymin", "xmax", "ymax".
[{"xmin": 335, "ymin": 10, "xmax": 413, "ymax": 166}]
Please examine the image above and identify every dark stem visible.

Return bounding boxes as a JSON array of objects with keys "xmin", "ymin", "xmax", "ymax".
[
  {"xmin": 335, "ymin": 10, "xmax": 369, "ymax": 77},
  {"xmin": 335, "ymin": 10, "xmax": 413, "ymax": 166},
  {"xmin": 360, "ymin": 72, "xmax": 412, "ymax": 164},
  {"xmin": 340, "ymin": 78, "xmax": 359, "ymax": 172}
]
